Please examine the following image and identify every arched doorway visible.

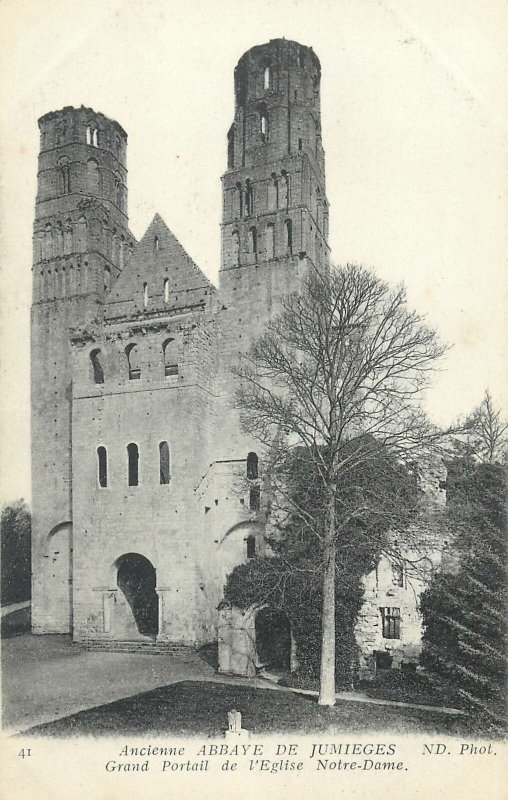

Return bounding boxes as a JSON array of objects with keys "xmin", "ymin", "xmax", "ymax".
[
  {"xmin": 255, "ymin": 607, "xmax": 291, "ymax": 671},
  {"xmin": 44, "ymin": 523, "xmax": 72, "ymax": 633},
  {"xmin": 114, "ymin": 553, "xmax": 158, "ymax": 640}
]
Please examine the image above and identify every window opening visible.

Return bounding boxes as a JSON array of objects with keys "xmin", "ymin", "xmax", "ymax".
[
  {"xmin": 236, "ymin": 182, "xmax": 243, "ymax": 218},
  {"xmin": 246, "ymin": 535, "xmax": 256, "ymax": 559},
  {"xmin": 285, "ymin": 219, "xmax": 293, "ymax": 254},
  {"xmin": 159, "ymin": 441, "xmax": 170, "ymax": 484},
  {"xmin": 261, "ymin": 113, "xmax": 268, "ymax": 142},
  {"xmin": 143, "ymin": 282, "xmax": 148, "ymax": 309},
  {"xmin": 155, "ymin": 235, "xmax": 159, "ymax": 251},
  {"xmin": 127, "ymin": 443, "xmax": 139, "ymax": 486},
  {"xmin": 92, "ymin": 128, "xmax": 99, "ymax": 147},
  {"xmin": 298, "ymin": 137, "xmax": 303, "ymax": 151},
  {"xmin": 164, "ymin": 278, "xmax": 170, "ymax": 303},
  {"xmin": 90, "ymin": 349, "xmax": 104, "ymax": 384},
  {"xmin": 250, "ymin": 226, "xmax": 258, "ymax": 260},
  {"xmin": 246, "ymin": 451, "xmax": 258, "ymax": 479},
  {"xmin": 380, "ymin": 607, "xmax": 400, "ymax": 639},
  {"xmin": 97, "ymin": 446, "xmax": 108, "ymax": 487},
  {"xmin": 86, "ymin": 126, "xmax": 92, "ymax": 145},
  {"xmin": 245, "ymin": 180, "xmax": 253, "ymax": 215},
  {"xmin": 125, "ymin": 343, "xmax": 141, "ymax": 380},
  {"xmin": 163, "ymin": 338, "xmax": 179, "ymax": 377},
  {"xmin": 392, "ymin": 562, "xmax": 404, "ymax": 587},
  {"xmin": 266, "ymin": 223, "xmax": 275, "ymax": 259},
  {"xmin": 263, "ymin": 65, "xmax": 270, "ymax": 91},
  {"xmin": 103, "ymin": 266, "xmax": 111, "ymax": 292}
]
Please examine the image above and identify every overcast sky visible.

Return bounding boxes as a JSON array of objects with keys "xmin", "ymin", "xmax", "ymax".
[{"xmin": 1, "ymin": 0, "xmax": 507, "ymax": 503}]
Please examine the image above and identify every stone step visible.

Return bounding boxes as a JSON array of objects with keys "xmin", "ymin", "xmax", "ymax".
[{"xmin": 81, "ymin": 639, "xmax": 198, "ymax": 656}]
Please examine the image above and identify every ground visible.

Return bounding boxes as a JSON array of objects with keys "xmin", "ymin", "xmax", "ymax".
[{"xmin": 2, "ymin": 627, "xmax": 473, "ymax": 738}]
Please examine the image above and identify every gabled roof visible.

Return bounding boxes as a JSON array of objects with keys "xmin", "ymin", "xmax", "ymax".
[{"xmin": 105, "ymin": 214, "xmax": 215, "ymax": 321}]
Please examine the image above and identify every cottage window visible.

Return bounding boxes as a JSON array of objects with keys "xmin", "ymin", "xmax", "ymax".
[{"xmin": 380, "ymin": 607, "xmax": 400, "ymax": 639}]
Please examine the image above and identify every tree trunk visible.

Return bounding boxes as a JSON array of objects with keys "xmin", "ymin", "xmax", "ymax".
[{"xmin": 318, "ymin": 483, "xmax": 336, "ymax": 706}]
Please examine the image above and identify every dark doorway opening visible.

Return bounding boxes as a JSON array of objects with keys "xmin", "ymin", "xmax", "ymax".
[
  {"xmin": 255, "ymin": 607, "xmax": 291, "ymax": 670},
  {"xmin": 116, "ymin": 553, "xmax": 158, "ymax": 639}
]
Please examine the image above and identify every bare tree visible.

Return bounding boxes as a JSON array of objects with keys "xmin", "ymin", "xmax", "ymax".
[
  {"xmin": 234, "ymin": 264, "xmax": 450, "ymax": 706},
  {"xmin": 462, "ymin": 391, "xmax": 507, "ymax": 464}
]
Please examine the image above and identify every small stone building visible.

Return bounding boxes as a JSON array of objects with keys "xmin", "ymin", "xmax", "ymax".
[{"xmin": 30, "ymin": 38, "xmax": 446, "ymax": 676}]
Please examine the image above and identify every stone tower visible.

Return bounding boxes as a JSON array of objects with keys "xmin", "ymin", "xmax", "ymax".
[
  {"xmin": 219, "ymin": 39, "xmax": 330, "ymax": 359},
  {"xmin": 31, "ymin": 106, "xmax": 135, "ymax": 633}
]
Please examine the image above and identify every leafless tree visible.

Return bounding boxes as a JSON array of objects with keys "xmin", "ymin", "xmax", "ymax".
[
  {"xmin": 234, "ymin": 264, "xmax": 451, "ymax": 706},
  {"xmin": 462, "ymin": 390, "xmax": 507, "ymax": 464}
]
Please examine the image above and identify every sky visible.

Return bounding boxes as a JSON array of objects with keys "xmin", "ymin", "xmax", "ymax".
[{"xmin": 0, "ymin": 0, "xmax": 507, "ymax": 503}]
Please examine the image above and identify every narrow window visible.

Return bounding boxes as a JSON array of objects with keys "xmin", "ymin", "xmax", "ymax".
[
  {"xmin": 250, "ymin": 226, "xmax": 258, "ymax": 260},
  {"xmin": 163, "ymin": 338, "xmax": 179, "ymax": 377},
  {"xmin": 298, "ymin": 137, "xmax": 303, "ymax": 151},
  {"xmin": 86, "ymin": 126, "xmax": 92, "ymax": 145},
  {"xmin": 143, "ymin": 282, "xmax": 148, "ymax": 309},
  {"xmin": 266, "ymin": 223, "xmax": 275, "ymax": 259},
  {"xmin": 90, "ymin": 349, "xmax": 104, "ymax": 384},
  {"xmin": 249, "ymin": 485, "xmax": 260, "ymax": 511},
  {"xmin": 97, "ymin": 446, "xmax": 107, "ymax": 488},
  {"xmin": 392, "ymin": 563, "xmax": 404, "ymax": 587},
  {"xmin": 92, "ymin": 128, "xmax": 99, "ymax": 147},
  {"xmin": 103, "ymin": 266, "xmax": 111, "ymax": 292},
  {"xmin": 246, "ymin": 451, "xmax": 258, "ymax": 479},
  {"xmin": 285, "ymin": 219, "xmax": 293, "ymax": 254},
  {"xmin": 155, "ymin": 235, "xmax": 159, "ymax": 251},
  {"xmin": 127, "ymin": 443, "xmax": 139, "ymax": 486},
  {"xmin": 159, "ymin": 441, "xmax": 170, "ymax": 484},
  {"xmin": 236, "ymin": 182, "xmax": 243, "ymax": 218},
  {"xmin": 227, "ymin": 127, "xmax": 235, "ymax": 168},
  {"xmin": 260, "ymin": 113, "xmax": 268, "ymax": 143},
  {"xmin": 246, "ymin": 535, "xmax": 256, "ymax": 559},
  {"xmin": 380, "ymin": 607, "xmax": 400, "ymax": 639},
  {"xmin": 86, "ymin": 159, "xmax": 100, "ymax": 194},
  {"xmin": 125, "ymin": 343, "xmax": 141, "ymax": 380},
  {"xmin": 164, "ymin": 277, "xmax": 170, "ymax": 303},
  {"xmin": 268, "ymin": 174, "xmax": 278, "ymax": 211},
  {"xmin": 280, "ymin": 172, "xmax": 289, "ymax": 207},
  {"xmin": 245, "ymin": 180, "xmax": 253, "ymax": 215},
  {"xmin": 115, "ymin": 176, "xmax": 122, "ymax": 207},
  {"xmin": 263, "ymin": 65, "xmax": 270, "ymax": 91}
]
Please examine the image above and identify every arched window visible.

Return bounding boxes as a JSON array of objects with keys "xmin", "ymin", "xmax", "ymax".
[
  {"xmin": 127, "ymin": 443, "xmax": 139, "ymax": 486},
  {"xmin": 265, "ymin": 223, "xmax": 275, "ymax": 259},
  {"xmin": 246, "ymin": 451, "xmax": 258, "ymax": 479},
  {"xmin": 260, "ymin": 111, "xmax": 269, "ymax": 143},
  {"xmin": 263, "ymin": 65, "xmax": 270, "ymax": 91},
  {"xmin": 159, "ymin": 441, "xmax": 170, "ymax": 485},
  {"xmin": 155, "ymin": 235, "xmax": 159, "ymax": 251},
  {"xmin": 280, "ymin": 171, "xmax": 289, "ymax": 208},
  {"xmin": 90, "ymin": 349, "xmax": 104, "ymax": 384},
  {"xmin": 86, "ymin": 126, "xmax": 92, "ymax": 145},
  {"xmin": 163, "ymin": 338, "xmax": 179, "ymax": 377},
  {"xmin": 249, "ymin": 485, "xmax": 260, "ymax": 511},
  {"xmin": 227, "ymin": 126, "xmax": 235, "ymax": 169},
  {"xmin": 246, "ymin": 534, "xmax": 256, "ymax": 559},
  {"xmin": 86, "ymin": 159, "xmax": 100, "ymax": 194},
  {"xmin": 236, "ymin": 182, "xmax": 243, "ymax": 218},
  {"xmin": 164, "ymin": 278, "xmax": 170, "ymax": 303},
  {"xmin": 285, "ymin": 219, "xmax": 293, "ymax": 254},
  {"xmin": 245, "ymin": 179, "xmax": 253, "ymax": 216},
  {"xmin": 125, "ymin": 343, "xmax": 141, "ymax": 380},
  {"xmin": 103, "ymin": 266, "xmax": 111, "ymax": 292},
  {"xmin": 114, "ymin": 175, "xmax": 122, "ymax": 207},
  {"xmin": 59, "ymin": 158, "xmax": 71, "ymax": 194},
  {"xmin": 249, "ymin": 226, "xmax": 258, "ymax": 261},
  {"xmin": 143, "ymin": 282, "xmax": 148, "ymax": 309},
  {"xmin": 268, "ymin": 174, "xmax": 278, "ymax": 211},
  {"xmin": 92, "ymin": 128, "xmax": 99, "ymax": 147},
  {"xmin": 97, "ymin": 446, "xmax": 108, "ymax": 488}
]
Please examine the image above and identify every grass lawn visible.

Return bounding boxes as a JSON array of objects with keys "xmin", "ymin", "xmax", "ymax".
[
  {"xmin": 1, "ymin": 606, "xmax": 31, "ymax": 639},
  {"xmin": 24, "ymin": 680, "xmax": 475, "ymax": 738}
]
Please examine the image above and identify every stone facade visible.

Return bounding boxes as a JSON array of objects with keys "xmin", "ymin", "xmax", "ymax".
[{"xmin": 31, "ymin": 39, "xmax": 444, "ymax": 676}]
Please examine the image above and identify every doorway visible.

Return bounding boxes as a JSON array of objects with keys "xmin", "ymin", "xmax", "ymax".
[
  {"xmin": 115, "ymin": 553, "xmax": 158, "ymax": 639},
  {"xmin": 255, "ymin": 607, "xmax": 291, "ymax": 670}
]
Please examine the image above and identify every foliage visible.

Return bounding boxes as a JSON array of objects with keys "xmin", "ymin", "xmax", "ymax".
[
  {"xmin": 234, "ymin": 264, "xmax": 450, "ymax": 703},
  {"xmin": 420, "ymin": 461, "xmax": 507, "ymax": 733},
  {"xmin": 224, "ymin": 441, "xmax": 419, "ymax": 687},
  {"xmin": 453, "ymin": 390, "xmax": 507, "ymax": 464},
  {"xmin": 1, "ymin": 499, "xmax": 31, "ymax": 605}
]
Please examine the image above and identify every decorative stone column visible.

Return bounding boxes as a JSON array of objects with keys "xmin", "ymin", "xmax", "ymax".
[{"xmin": 155, "ymin": 587, "xmax": 171, "ymax": 642}]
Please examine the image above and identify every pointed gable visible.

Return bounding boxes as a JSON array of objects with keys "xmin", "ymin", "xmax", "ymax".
[{"xmin": 105, "ymin": 214, "xmax": 215, "ymax": 321}]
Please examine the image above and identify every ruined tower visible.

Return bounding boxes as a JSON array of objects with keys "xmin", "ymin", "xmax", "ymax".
[
  {"xmin": 31, "ymin": 107, "xmax": 134, "ymax": 632},
  {"xmin": 219, "ymin": 39, "xmax": 330, "ymax": 357}
]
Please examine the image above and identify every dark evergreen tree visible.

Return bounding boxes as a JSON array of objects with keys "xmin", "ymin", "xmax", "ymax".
[
  {"xmin": 1, "ymin": 500, "xmax": 32, "ymax": 605},
  {"xmin": 420, "ymin": 461, "xmax": 507, "ymax": 732}
]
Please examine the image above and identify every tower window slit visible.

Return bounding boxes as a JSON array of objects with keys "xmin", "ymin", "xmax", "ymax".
[
  {"xmin": 159, "ymin": 441, "xmax": 170, "ymax": 484},
  {"xmin": 143, "ymin": 282, "xmax": 148, "ymax": 309},
  {"xmin": 97, "ymin": 446, "xmax": 107, "ymax": 488},
  {"xmin": 263, "ymin": 65, "xmax": 270, "ymax": 91},
  {"xmin": 164, "ymin": 277, "xmax": 169, "ymax": 303},
  {"xmin": 127, "ymin": 443, "xmax": 139, "ymax": 486}
]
